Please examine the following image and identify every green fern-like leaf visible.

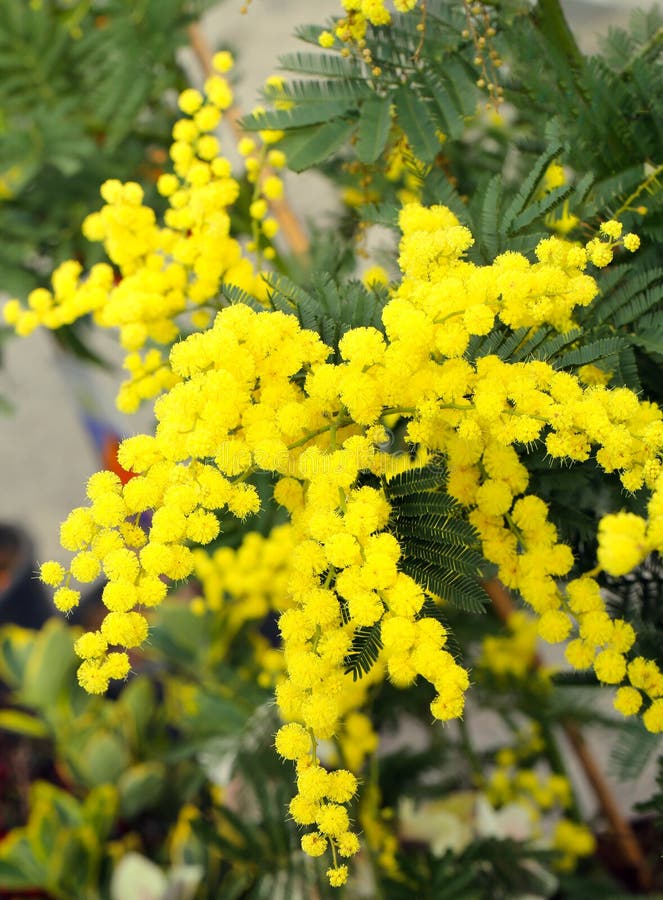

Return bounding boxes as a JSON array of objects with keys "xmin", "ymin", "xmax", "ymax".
[
  {"xmin": 392, "ymin": 87, "xmax": 440, "ymax": 165},
  {"xmin": 277, "ymin": 50, "xmax": 362, "ymax": 79},
  {"xmin": 264, "ymin": 272, "xmax": 387, "ymax": 353},
  {"xmin": 276, "ymin": 119, "xmax": 356, "ymax": 172},
  {"xmin": 384, "ymin": 464, "xmax": 448, "ymax": 498},
  {"xmin": 552, "ymin": 336, "xmax": 626, "ymax": 370},
  {"xmin": 400, "ymin": 559, "xmax": 489, "ymax": 614},
  {"xmin": 385, "ymin": 466, "xmax": 490, "ymax": 614},
  {"xmin": 356, "ymin": 95, "xmax": 392, "ymax": 164},
  {"xmin": 501, "ymin": 142, "xmax": 564, "ymax": 234},
  {"xmin": 609, "ymin": 719, "xmax": 662, "ymax": 781},
  {"xmin": 344, "ymin": 623, "xmax": 384, "ymax": 681}
]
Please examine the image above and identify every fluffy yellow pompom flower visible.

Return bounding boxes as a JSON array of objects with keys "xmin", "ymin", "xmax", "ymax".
[
  {"xmin": 70, "ymin": 552, "xmax": 102, "ymax": 583},
  {"xmin": 178, "ymin": 88, "xmax": 203, "ymax": 115},
  {"xmin": 628, "ymin": 657, "xmax": 663, "ymax": 696},
  {"xmin": 301, "ymin": 832, "xmax": 327, "ymax": 856},
  {"xmin": 597, "ymin": 512, "xmax": 648, "ymax": 576},
  {"xmin": 274, "ymin": 723, "xmax": 310, "ymax": 761},
  {"xmin": 77, "ymin": 660, "xmax": 109, "ymax": 695},
  {"xmin": 60, "ymin": 507, "xmax": 97, "ymax": 551},
  {"xmin": 337, "ymin": 831, "xmax": 361, "ymax": 857},
  {"xmin": 39, "ymin": 560, "xmax": 65, "ymax": 586},
  {"xmin": 326, "ymin": 770, "xmax": 358, "ymax": 803},
  {"xmin": 326, "ymin": 865, "xmax": 349, "ymax": 887},
  {"xmin": 643, "ymin": 699, "xmax": 663, "ymax": 733},
  {"xmin": 613, "ymin": 686, "xmax": 642, "ymax": 716},
  {"xmin": 74, "ymin": 631, "xmax": 108, "ymax": 660},
  {"xmin": 593, "ymin": 649, "xmax": 627, "ymax": 684},
  {"xmin": 537, "ymin": 609, "xmax": 572, "ymax": 643},
  {"xmin": 53, "ymin": 587, "xmax": 80, "ymax": 613},
  {"xmin": 553, "ymin": 819, "xmax": 596, "ymax": 870},
  {"xmin": 600, "ymin": 219, "xmax": 622, "ymax": 239},
  {"xmin": 101, "ymin": 611, "xmax": 149, "ymax": 648},
  {"xmin": 212, "ymin": 50, "xmax": 234, "ymax": 73}
]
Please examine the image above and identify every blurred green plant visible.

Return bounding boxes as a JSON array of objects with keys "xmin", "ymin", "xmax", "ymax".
[
  {"xmin": 0, "ymin": 612, "xmax": 311, "ymax": 898},
  {"xmin": 0, "ymin": 0, "xmax": 214, "ymax": 298}
]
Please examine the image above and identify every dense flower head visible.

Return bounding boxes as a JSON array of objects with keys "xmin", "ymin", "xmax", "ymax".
[
  {"xmin": 26, "ymin": 188, "xmax": 663, "ymax": 886},
  {"xmin": 2, "ymin": 54, "xmax": 283, "ymax": 415},
  {"xmin": 334, "ymin": 0, "xmax": 421, "ymax": 45}
]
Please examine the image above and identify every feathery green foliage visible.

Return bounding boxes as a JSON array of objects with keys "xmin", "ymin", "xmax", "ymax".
[{"xmin": 0, "ymin": 0, "xmax": 213, "ymax": 296}]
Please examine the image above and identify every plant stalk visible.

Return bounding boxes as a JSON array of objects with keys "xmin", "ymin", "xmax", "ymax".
[{"xmin": 187, "ymin": 22, "xmax": 310, "ymax": 256}]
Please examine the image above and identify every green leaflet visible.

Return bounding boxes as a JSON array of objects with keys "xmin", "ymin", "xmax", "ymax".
[
  {"xmin": 501, "ymin": 142, "xmax": 563, "ymax": 234},
  {"xmin": 277, "ymin": 50, "xmax": 362, "ymax": 79},
  {"xmin": 344, "ymin": 623, "xmax": 384, "ymax": 680},
  {"xmin": 392, "ymin": 86, "xmax": 440, "ymax": 164},
  {"xmin": 356, "ymin": 95, "xmax": 392, "ymax": 164},
  {"xmin": 265, "ymin": 271, "xmax": 387, "ymax": 351},
  {"xmin": 385, "ymin": 467, "xmax": 490, "ymax": 615},
  {"xmin": 277, "ymin": 119, "xmax": 356, "ymax": 172}
]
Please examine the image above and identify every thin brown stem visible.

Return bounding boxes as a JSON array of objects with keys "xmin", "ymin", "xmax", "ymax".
[{"xmin": 187, "ymin": 23, "xmax": 310, "ymax": 256}]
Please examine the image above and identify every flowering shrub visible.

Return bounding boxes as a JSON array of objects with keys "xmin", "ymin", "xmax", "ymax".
[{"xmin": 2, "ymin": 0, "xmax": 663, "ymax": 896}]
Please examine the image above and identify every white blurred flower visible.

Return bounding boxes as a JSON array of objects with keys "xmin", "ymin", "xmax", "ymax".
[{"xmin": 110, "ymin": 852, "xmax": 202, "ymax": 900}]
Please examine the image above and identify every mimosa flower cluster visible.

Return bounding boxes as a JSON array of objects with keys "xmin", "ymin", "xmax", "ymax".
[
  {"xmin": 2, "ymin": 52, "xmax": 279, "ymax": 415},
  {"xmin": 327, "ymin": 0, "xmax": 420, "ymax": 47},
  {"xmin": 32, "ymin": 192, "xmax": 663, "ymax": 880},
  {"xmin": 10, "ymin": 61, "xmax": 661, "ymax": 878}
]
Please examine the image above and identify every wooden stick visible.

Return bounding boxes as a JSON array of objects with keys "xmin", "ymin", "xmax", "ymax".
[
  {"xmin": 483, "ymin": 577, "xmax": 652, "ymax": 891},
  {"xmin": 187, "ymin": 22, "xmax": 310, "ymax": 256}
]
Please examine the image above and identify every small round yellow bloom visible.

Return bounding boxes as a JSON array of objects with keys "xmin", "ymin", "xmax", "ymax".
[
  {"xmin": 267, "ymin": 149, "xmax": 286, "ymax": 169},
  {"xmin": 53, "ymin": 587, "xmax": 80, "ymax": 613},
  {"xmin": 643, "ymin": 699, "xmax": 663, "ymax": 733},
  {"xmin": 39, "ymin": 560, "xmax": 65, "ymax": 586},
  {"xmin": 103, "ymin": 651, "xmax": 131, "ymax": 680},
  {"xmin": 238, "ymin": 137, "xmax": 256, "ymax": 157},
  {"xmin": 565, "ymin": 638, "xmax": 595, "ymax": 669},
  {"xmin": 301, "ymin": 832, "xmax": 327, "ymax": 857},
  {"xmin": 274, "ymin": 722, "xmax": 310, "ymax": 760},
  {"xmin": 262, "ymin": 175, "xmax": 283, "ymax": 200},
  {"xmin": 249, "ymin": 199, "xmax": 268, "ymax": 220},
  {"xmin": 593, "ymin": 648, "xmax": 626, "ymax": 684},
  {"xmin": 613, "ymin": 686, "xmax": 642, "ymax": 716},
  {"xmin": 326, "ymin": 866, "xmax": 349, "ymax": 887},
  {"xmin": 600, "ymin": 220, "xmax": 622, "ymax": 239},
  {"xmin": 77, "ymin": 660, "xmax": 109, "ymax": 694},
  {"xmin": 326, "ymin": 770, "xmax": 358, "ymax": 803},
  {"xmin": 337, "ymin": 831, "xmax": 360, "ymax": 857},
  {"xmin": 70, "ymin": 551, "xmax": 102, "ymax": 583},
  {"xmin": 588, "ymin": 240, "xmax": 613, "ymax": 268},
  {"xmin": 3, "ymin": 299, "xmax": 22, "ymax": 325},
  {"xmin": 212, "ymin": 50, "xmax": 234, "ymax": 72},
  {"xmin": 194, "ymin": 105, "xmax": 221, "ymax": 132},
  {"xmin": 74, "ymin": 631, "xmax": 108, "ymax": 660},
  {"xmin": 289, "ymin": 794, "xmax": 319, "ymax": 825},
  {"xmin": 538, "ymin": 609, "xmax": 572, "ymax": 643},
  {"xmin": 157, "ymin": 173, "xmax": 179, "ymax": 197},
  {"xmin": 597, "ymin": 511, "xmax": 647, "ymax": 576},
  {"xmin": 178, "ymin": 88, "xmax": 203, "ymax": 115}
]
